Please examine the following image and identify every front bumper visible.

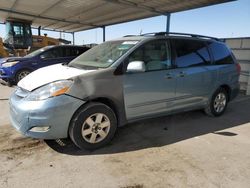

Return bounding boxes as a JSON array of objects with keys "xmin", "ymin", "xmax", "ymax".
[
  {"xmin": 9, "ymin": 92, "xmax": 85, "ymax": 139},
  {"xmin": 0, "ymin": 67, "xmax": 14, "ymax": 81}
]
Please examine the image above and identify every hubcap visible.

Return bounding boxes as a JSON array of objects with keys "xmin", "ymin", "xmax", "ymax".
[
  {"xmin": 214, "ymin": 92, "xmax": 227, "ymax": 113},
  {"xmin": 81, "ymin": 113, "xmax": 111, "ymax": 144},
  {"xmin": 18, "ymin": 71, "xmax": 30, "ymax": 81}
]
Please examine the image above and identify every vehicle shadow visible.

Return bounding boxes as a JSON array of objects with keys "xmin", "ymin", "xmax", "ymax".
[{"xmin": 45, "ymin": 96, "xmax": 250, "ymax": 156}]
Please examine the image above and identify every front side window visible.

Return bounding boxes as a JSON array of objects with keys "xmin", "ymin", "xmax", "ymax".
[
  {"xmin": 69, "ymin": 40, "xmax": 139, "ymax": 68},
  {"xmin": 173, "ymin": 39, "xmax": 211, "ymax": 68},
  {"xmin": 25, "ymin": 46, "xmax": 52, "ymax": 58},
  {"xmin": 41, "ymin": 48, "xmax": 62, "ymax": 59},
  {"xmin": 128, "ymin": 40, "xmax": 172, "ymax": 71}
]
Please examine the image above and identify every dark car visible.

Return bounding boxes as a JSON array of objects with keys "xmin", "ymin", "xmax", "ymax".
[{"xmin": 0, "ymin": 45, "xmax": 90, "ymax": 85}]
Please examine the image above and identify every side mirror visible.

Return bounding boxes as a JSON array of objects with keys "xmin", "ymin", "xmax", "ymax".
[
  {"xmin": 40, "ymin": 55, "xmax": 46, "ymax": 59},
  {"xmin": 127, "ymin": 61, "xmax": 146, "ymax": 73}
]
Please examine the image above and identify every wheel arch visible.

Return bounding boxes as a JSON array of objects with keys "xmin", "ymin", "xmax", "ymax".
[
  {"xmin": 220, "ymin": 84, "xmax": 232, "ymax": 101},
  {"xmin": 14, "ymin": 67, "xmax": 33, "ymax": 82},
  {"xmin": 68, "ymin": 96, "xmax": 127, "ymax": 133},
  {"xmin": 89, "ymin": 97, "xmax": 120, "ymax": 125},
  {"xmin": 15, "ymin": 67, "xmax": 33, "ymax": 74}
]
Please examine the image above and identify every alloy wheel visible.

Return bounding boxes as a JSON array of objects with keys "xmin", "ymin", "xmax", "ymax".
[
  {"xmin": 81, "ymin": 113, "xmax": 111, "ymax": 144},
  {"xmin": 214, "ymin": 92, "xmax": 227, "ymax": 113}
]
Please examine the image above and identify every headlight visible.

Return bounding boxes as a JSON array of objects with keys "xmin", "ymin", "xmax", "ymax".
[
  {"xmin": 26, "ymin": 80, "xmax": 73, "ymax": 101},
  {"xmin": 2, "ymin": 61, "xmax": 19, "ymax": 67}
]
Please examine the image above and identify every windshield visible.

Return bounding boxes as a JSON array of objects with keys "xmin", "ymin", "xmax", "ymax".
[
  {"xmin": 69, "ymin": 40, "xmax": 139, "ymax": 68},
  {"xmin": 25, "ymin": 46, "xmax": 53, "ymax": 58}
]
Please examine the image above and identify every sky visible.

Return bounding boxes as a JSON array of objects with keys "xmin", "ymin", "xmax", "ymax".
[{"xmin": 0, "ymin": 0, "xmax": 249, "ymax": 45}]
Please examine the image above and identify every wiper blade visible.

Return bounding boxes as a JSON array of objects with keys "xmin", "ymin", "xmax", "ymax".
[
  {"xmin": 69, "ymin": 63, "xmax": 98, "ymax": 70},
  {"xmin": 62, "ymin": 62, "xmax": 69, "ymax": 66}
]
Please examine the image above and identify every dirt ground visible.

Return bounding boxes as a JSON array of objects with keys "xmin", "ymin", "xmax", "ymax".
[{"xmin": 0, "ymin": 84, "xmax": 250, "ymax": 188}]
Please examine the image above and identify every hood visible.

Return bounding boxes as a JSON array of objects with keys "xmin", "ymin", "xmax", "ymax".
[
  {"xmin": 0, "ymin": 56, "xmax": 30, "ymax": 65},
  {"xmin": 18, "ymin": 64, "xmax": 96, "ymax": 91}
]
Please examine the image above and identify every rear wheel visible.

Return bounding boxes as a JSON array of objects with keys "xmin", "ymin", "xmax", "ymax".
[
  {"xmin": 69, "ymin": 102, "xmax": 117, "ymax": 150},
  {"xmin": 205, "ymin": 88, "xmax": 228, "ymax": 117},
  {"xmin": 15, "ymin": 69, "xmax": 31, "ymax": 83}
]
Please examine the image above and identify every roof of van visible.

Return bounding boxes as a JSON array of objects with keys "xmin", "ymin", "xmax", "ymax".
[{"xmin": 111, "ymin": 32, "xmax": 220, "ymax": 42}]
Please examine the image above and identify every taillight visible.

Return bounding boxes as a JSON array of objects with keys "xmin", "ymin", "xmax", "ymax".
[{"xmin": 236, "ymin": 63, "xmax": 241, "ymax": 75}]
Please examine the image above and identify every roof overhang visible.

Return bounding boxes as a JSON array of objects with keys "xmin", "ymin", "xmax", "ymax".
[{"xmin": 0, "ymin": 0, "xmax": 236, "ymax": 33}]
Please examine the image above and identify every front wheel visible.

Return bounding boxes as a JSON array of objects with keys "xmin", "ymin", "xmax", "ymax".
[
  {"xmin": 205, "ymin": 88, "xmax": 228, "ymax": 117},
  {"xmin": 69, "ymin": 102, "xmax": 117, "ymax": 150},
  {"xmin": 15, "ymin": 69, "xmax": 31, "ymax": 83}
]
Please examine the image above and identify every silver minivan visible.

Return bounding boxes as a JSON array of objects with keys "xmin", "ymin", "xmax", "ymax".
[{"xmin": 9, "ymin": 32, "xmax": 240, "ymax": 150}]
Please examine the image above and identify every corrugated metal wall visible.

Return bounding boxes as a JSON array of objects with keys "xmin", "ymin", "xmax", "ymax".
[{"xmin": 225, "ymin": 37, "xmax": 250, "ymax": 95}]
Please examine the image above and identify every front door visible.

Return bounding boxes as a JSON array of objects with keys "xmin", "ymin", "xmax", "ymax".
[{"xmin": 123, "ymin": 39, "xmax": 177, "ymax": 120}]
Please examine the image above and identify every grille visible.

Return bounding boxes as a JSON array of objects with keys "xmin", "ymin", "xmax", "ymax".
[{"xmin": 0, "ymin": 69, "xmax": 4, "ymax": 75}]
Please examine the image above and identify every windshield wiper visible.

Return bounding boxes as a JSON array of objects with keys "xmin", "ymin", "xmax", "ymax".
[
  {"xmin": 69, "ymin": 63, "xmax": 98, "ymax": 70},
  {"xmin": 62, "ymin": 62, "xmax": 69, "ymax": 66}
]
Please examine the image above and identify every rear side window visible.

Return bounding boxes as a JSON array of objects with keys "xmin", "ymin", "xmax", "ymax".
[
  {"xmin": 63, "ymin": 47, "xmax": 72, "ymax": 57},
  {"xmin": 172, "ymin": 39, "xmax": 211, "ymax": 68},
  {"xmin": 208, "ymin": 42, "xmax": 234, "ymax": 64},
  {"xmin": 71, "ymin": 47, "xmax": 87, "ymax": 56},
  {"xmin": 63, "ymin": 47, "xmax": 88, "ymax": 57}
]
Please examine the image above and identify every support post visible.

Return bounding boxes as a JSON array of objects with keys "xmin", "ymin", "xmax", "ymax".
[
  {"xmin": 166, "ymin": 13, "xmax": 171, "ymax": 33},
  {"xmin": 102, "ymin": 26, "xmax": 106, "ymax": 42},
  {"xmin": 38, "ymin": 26, "xmax": 41, "ymax": 36},
  {"xmin": 72, "ymin": 32, "xmax": 75, "ymax": 45}
]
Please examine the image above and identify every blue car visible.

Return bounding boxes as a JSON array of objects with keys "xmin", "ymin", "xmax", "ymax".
[{"xmin": 0, "ymin": 45, "xmax": 89, "ymax": 85}]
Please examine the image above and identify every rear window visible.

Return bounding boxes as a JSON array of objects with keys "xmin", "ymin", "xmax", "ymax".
[
  {"xmin": 208, "ymin": 42, "xmax": 234, "ymax": 65},
  {"xmin": 172, "ymin": 39, "xmax": 211, "ymax": 68}
]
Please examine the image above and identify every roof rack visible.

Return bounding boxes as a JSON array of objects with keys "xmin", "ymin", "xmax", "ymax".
[
  {"xmin": 141, "ymin": 32, "xmax": 220, "ymax": 41},
  {"xmin": 123, "ymin": 35, "xmax": 137, "ymax": 37}
]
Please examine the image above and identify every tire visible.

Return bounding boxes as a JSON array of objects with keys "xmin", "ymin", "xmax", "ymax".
[
  {"xmin": 69, "ymin": 102, "xmax": 117, "ymax": 150},
  {"xmin": 7, "ymin": 80, "xmax": 14, "ymax": 87},
  {"xmin": 15, "ymin": 69, "xmax": 31, "ymax": 83},
  {"xmin": 205, "ymin": 88, "xmax": 228, "ymax": 117},
  {"xmin": 0, "ymin": 79, "xmax": 14, "ymax": 87}
]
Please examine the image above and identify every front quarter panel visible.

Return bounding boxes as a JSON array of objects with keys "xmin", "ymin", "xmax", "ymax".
[{"xmin": 68, "ymin": 68, "xmax": 127, "ymax": 126}]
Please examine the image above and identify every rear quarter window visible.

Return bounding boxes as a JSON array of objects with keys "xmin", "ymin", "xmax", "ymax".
[
  {"xmin": 62, "ymin": 47, "xmax": 88, "ymax": 57},
  {"xmin": 208, "ymin": 42, "xmax": 234, "ymax": 65}
]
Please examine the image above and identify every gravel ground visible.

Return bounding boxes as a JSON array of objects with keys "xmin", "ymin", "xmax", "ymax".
[{"xmin": 0, "ymin": 84, "xmax": 250, "ymax": 188}]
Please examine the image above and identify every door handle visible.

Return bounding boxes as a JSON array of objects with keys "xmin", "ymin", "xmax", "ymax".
[
  {"xmin": 165, "ymin": 73, "xmax": 173, "ymax": 79},
  {"xmin": 179, "ymin": 71, "xmax": 186, "ymax": 77}
]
